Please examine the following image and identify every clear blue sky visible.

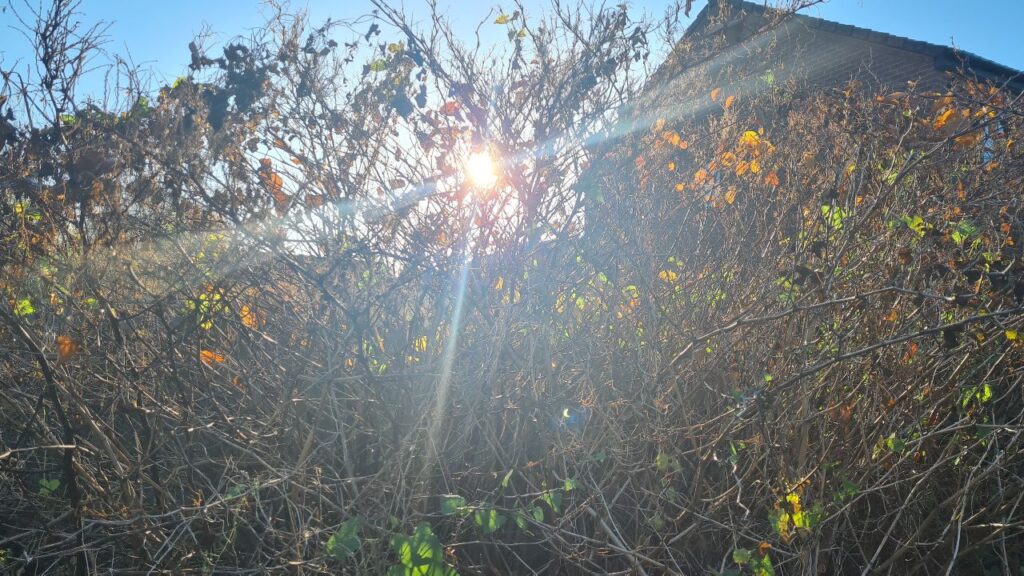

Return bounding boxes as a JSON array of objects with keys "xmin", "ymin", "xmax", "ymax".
[{"xmin": 1, "ymin": 0, "xmax": 1021, "ymax": 102}]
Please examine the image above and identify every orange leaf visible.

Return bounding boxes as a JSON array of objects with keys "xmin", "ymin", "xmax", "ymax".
[
  {"xmin": 440, "ymin": 101, "xmax": 460, "ymax": 116},
  {"xmin": 239, "ymin": 304, "xmax": 262, "ymax": 330},
  {"xmin": 305, "ymin": 193, "xmax": 325, "ymax": 208},
  {"xmin": 200, "ymin": 349, "xmax": 225, "ymax": 366},
  {"xmin": 903, "ymin": 342, "xmax": 918, "ymax": 362},
  {"xmin": 57, "ymin": 335, "xmax": 79, "ymax": 361},
  {"xmin": 710, "ymin": 87, "xmax": 721, "ymax": 102},
  {"xmin": 724, "ymin": 95, "xmax": 736, "ymax": 109},
  {"xmin": 954, "ymin": 131, "xmax": 983, "ymax": 148},
  {"xmin": 764, "ymin": 171, "xmax": 780, "ymax": 187},
  {"xmin": 932, "ymin": 108, "xmax": 955, "ymax": 130}
]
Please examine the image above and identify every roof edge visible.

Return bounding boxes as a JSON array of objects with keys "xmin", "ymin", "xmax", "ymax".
[{"xmin": 681, "ymin": 0, "xmax": 1024, "ymax": 91}]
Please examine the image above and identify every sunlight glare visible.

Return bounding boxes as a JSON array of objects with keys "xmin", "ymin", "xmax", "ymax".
[{"xmin": 465, "ymin": 150, "xmax": 498, "ymax": 189}]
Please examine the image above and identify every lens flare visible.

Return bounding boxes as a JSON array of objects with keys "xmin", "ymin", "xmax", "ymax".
[{"xmin": 465, "ymin": 150, "xmax": 498, "ymax": 188}]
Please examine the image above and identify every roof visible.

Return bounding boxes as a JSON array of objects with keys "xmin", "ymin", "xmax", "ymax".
[{"xmin": 680, "ymin": 0, "xmax": 1024, "ymax": 92}]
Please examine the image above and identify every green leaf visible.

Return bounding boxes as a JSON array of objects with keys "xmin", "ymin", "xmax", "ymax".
[
  {"xmin": 901, "ymin": 215, "xmax": 927, "ymax": 237},
  {"xmin": 406, "ymin": 523, "xmax": 442, "ymax": 566},
  {"xmin": 753, "ymin": 553, "xmax": 775, "ymax": 576},
  {"xmin": 391, "ymin": 535, "xmax": 413, "ymax": 566},
  {"xmin": 472, "ymin": 508, "xmax": 506, "ymax": 534},
  {"xmin": 38, "ymin": 478, "xmax": 60, "ymax": 495},
  {"xmin": 979, "ymin": 383, "xmax": 993, "ymax": 403},
  {"xmin": 440, "ymin": 495, "xmax": 467, "ymax": 516},
  {"xmin": 540, "ymin": 490, "xmax": 561, "ymax": 513},
  {"xmin": 326, "ymin": 517, "xmax": 362, "ymax": 561},
  {"xmin": 14, "ymin": 297, "xmax": 35, "ymax": 317},
  {"xmin": 59, "ymin": 114, "xmax": 77, "ymax": 125},
  {"xmin": 515, "ymin": 512, "xmax": 528, "ymax": 531},
  {"xmin": 769, "ymin": 509, "xmax": 790, "ymax": 538},
  {"xmin": 884, "ymin": 434, "xmax": 906, "ymax": 454},
  {"xmin": 833, "ymin": 479, "xmax": 859, "ymax": 503},
  {"xmin": 563, "ymin": 477, "xmax": 578, "ymax": 492},
  {"xmin": 733, "ymin": 548, "xmax": 752, "ymax": 565},
  {"xmin": 500, "ymin": 469, "xmax": 514, "ymax": 489},
  {"xmin": 369, "ymin": 59, "xmax": 388, "ymax": 72},
  {"xmin": 655, "ymin": 452, "xmax": 681, "ymax": 474},
  {"xmin": 530, "ymin": 504, "xmax": 544, "ymax": 523},
  {"xmin": 225, "ymin": 484, "xmax": 247, "ymax": 499}
]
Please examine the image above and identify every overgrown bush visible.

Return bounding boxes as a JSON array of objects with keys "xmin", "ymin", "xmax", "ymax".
[{"xmin": 1, "ymin": 1, "xmax": 1022, "ymax": 574}]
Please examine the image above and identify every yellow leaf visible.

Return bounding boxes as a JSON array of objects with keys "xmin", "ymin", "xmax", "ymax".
[
  {"xmin": 694, "ymin": 168, "xmax": 708, "ymax": 186},
  {"xmin": 740, "ymin": 131, "xmax": 760, "ymax": 147},
  {"xmin": 57, "ymin": 335, "xmax": 79, "ymax": 362},
  {"xmin": 786, "ymin": 492, "xmax": 802, "ymax": 515},
  {"xmin": 933, "ymin": 108, "xmax": 955, "ymax": 130},
  {"xmin": 725, "ymin": 186, "xmax": 737, "ymax": 205},
  {"xmin": 494, "ymin": 13, "xmax": 511, "ymax": 24},
  {"xmin": 1007, "ymin": 330, "xmax": 1019, "ymax": 341},
  {"xmin": 750, "ymin": 159, "xmax": 761, "ymax": 174},
  {"xmin": 674, "ymin": 183, "xmax": 685, "ymax": 192},
  {"xmin": 413, "ymin": 335, "xmax": 428, "ymax": 352},
  {"xmin": 200, "ymin": 349, "xmax": 225, "ymax": 366},
  {"xmin": 239, "ymin": 304, "xmax": 261, "ymax": 330},
  {"xmin": 666, "ymin": 161, "xmax": 676, "ymax": 172},
  {"xmin": 494, "ymin": 276, "xmax": 504, "ymax": 291},
  {"xmin": 658, "ymin": 270, "xmax": 678, "ymax": 283}
]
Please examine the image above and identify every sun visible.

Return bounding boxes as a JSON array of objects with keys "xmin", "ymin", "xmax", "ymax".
[{"xmin": 465, "ymin": 149, "xmax": 498, "ymax": 189}]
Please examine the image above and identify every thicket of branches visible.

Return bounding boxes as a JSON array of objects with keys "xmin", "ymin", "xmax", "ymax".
[{"xmin": 1, "ymin": 1, "xmax": 1022, "ymax": 574}]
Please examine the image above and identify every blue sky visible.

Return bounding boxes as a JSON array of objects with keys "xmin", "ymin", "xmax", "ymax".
[{"xmin": 1, "ymin": 0, "xmax": 1021, "ymax": 101}]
